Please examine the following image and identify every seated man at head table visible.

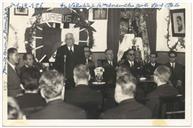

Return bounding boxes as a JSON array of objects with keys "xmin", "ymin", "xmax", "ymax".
[
  {"xmin": 143, "ymin": 52, "xmax": 160, "ymax": 77},
  {"xmin": 18, "ymin": 53, "xmax": 41, "ymax": 80},
  {"xmin": 166, "ymin": 51, "xmax": 185, "ymax": 95},
  {"xmin": 7, "ymin": 47, "xmax": 22, "ymax": 97},
  {"xmin": 65, "ymin": 64, "xmax": 103, "ymax": 119},
  {"xmin": 29, "ymin": 70, "xmax": 86, "ymax": 119},
  {"xmin": 84, "ymin": 46, "xmax": 95, "ymax": 81},
  {"xmin": 145, "ymin": 65, "xmax": 179, "ymax": 118},
  {"xmin": 119, "ymin": 48, "xmax": 143, "ymax": 78},
  {"xmin": 16, "ymin": 68, "xmax": 46, "ymax": 117},
  {"xmin": 100, "ymin": 66, "xmax": 152, "ymax": 119}
]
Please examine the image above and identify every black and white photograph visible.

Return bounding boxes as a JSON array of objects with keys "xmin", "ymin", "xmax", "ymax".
[
  {"xmin": 14, "ymin": 8, "xmax": 29, "ymax": 16},
  {"xmin": 1, "ymin": 1, "xmax": 192, "ymax": 127},
  {"xmin": 170, "ymin": 9, "xmax": 185, "ymax": 37}
]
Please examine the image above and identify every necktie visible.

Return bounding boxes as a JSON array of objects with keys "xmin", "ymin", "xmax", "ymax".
[
  {"xmin": 69, "ymin": 47, "xmax": 73, "ymax": 53},
  {"xmin": 110, "ymin": 61, "xmax": 113, "ymax": 66}
]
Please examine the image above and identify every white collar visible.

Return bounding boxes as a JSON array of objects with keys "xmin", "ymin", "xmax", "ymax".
[
  {"xmin": 128, "ymin": 60, "xmax": 134, "ymax": 64},
  {"xmin": 7, "ymin": 61, "xmax": 16, "ymax": 70},
  {"xmin": 68, "ymin": 46, "xmax": 74, "ymax": 52},
  {"xmin": 170, "ymin": 62, "xmax": 175, "ymax": 66}
]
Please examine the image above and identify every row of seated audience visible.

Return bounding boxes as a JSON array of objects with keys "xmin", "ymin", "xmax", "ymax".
[{"xmin": 7, "ymin": 46, "xmax": 185, "ymax": 119}]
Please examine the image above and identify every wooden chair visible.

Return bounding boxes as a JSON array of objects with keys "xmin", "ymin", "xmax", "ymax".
[{"xmin": 159, "ymin": 94, "xmax": 185, "ymax": 119}]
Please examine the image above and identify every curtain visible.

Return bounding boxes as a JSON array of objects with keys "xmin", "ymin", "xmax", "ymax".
[
  {"xmin": 145, "ymin": 9, "xmax": 157, "ymax": 52},
  {"xmin": 107, "ymin": 9, "xmax": 120, "ymax": 61}
]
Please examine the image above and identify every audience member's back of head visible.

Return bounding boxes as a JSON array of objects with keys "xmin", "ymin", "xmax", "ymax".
[
  {"xmin": 39, "ymin": 70, "xmax": 64, "ymax": 100},
  {"xmin": 21, "ymin": 68, "xmax": 40, "ymax": 91},
  {"xmin": 8, "ymin": 97, "xmax": 25, "ymax": 119},
  {"xmin": 154, "ymin": 65, "xmax": 171, "ymax": 83},
  {"xmin": 115, "ymin": 66, "xmax": 137, "ymax": 103},
  {"xmin": 116, "ymin": 66, "xmax": 131, "ymax": 78},
  {"xmin": 73, "ymin": 64, "xmax": 90, "ymax": 83},
  {"xmin": 116, "ymin": 69, "xmax": 137, "ymax": 96}
]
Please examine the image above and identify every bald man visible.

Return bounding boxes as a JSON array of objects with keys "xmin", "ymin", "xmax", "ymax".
[{"xmin": 55, "ymin": 33, "xmax": 85, "ymax": 88}]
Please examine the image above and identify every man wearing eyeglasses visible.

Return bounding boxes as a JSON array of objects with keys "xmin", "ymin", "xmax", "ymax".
[
  {"xmin": 166, "ymin": 51, "xmax": 185, "ymax": 95},
  {"xmin": 120, "ymin": 48, "xmax": 141, "ymax": 77},
  {"xmin": 143, "ymin": 52, "xmax": 160, "ymax": 77}
]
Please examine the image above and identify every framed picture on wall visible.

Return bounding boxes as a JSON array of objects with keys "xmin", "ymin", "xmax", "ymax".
[
  {"xmin": 170, "ymin": 9, "xmax": 185, "ymax": 37},
  {"xmin": 14, "ymin": 8, "xmax": 29, "ymax": 16},
  {"xmin": 93, "ymin": 8, "xmax": 107, "ymax": 20}
]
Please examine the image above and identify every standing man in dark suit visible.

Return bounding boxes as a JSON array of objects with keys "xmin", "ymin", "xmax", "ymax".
[
  {"xmin": 7, "ymin": 48, "xmax": 22, "ymax": 97},
  {"xmin": 166, "ymin": 51, "xmax": 185, "ymax": 92},
  {"xmin": 65, "ymin": 64, "xmax": 103, "ymax": 118},
  {"xmin": 100, "ymin": 66, "xmax": 152, "ymax": 119},
  {"xmin": 146, "ymin": 65, "xmax": 179, "ymax": 118},
  {"xmin": 143, "ymin": 52, "xmax": 160, "ymax": 77},
  {"xmin": 55, "ymin": 33, "xmax": 86, "ymax": 88},
  {"xmin": 29, "ymin": 70, "xmax": 86, "ymax": 119}
]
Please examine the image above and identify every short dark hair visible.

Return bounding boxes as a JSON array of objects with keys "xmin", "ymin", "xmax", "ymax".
[
  {"xmin": 105, "ymin": 49, "xmax": 113, "ymax": 54},
  {"xmin": 8, "ymin": 48, "xmax": 17, "ymax": 60},
  {"xmin": 127, "ymin": 48, "xmax": 135, "ymax": 53},
  {"xmin": 116, "ymin": 65, "xmax": 131, "ymax": 78},
  {"xmin": 176, "ymin": 16, "xmax": 182, "ymax": 21},
  {"xmin": 21, "ymin": 68, "xmax": 40, "ymax": 91},
  {"xmin": 23, "ymin": 53, "xmax": 33, "ymax": 60},
  {"xmin": 73, "ymin": 64, "xmax": 90, "ymax": 80},
  {"xmin": 168, "ymin": 51, "xmax": 177, "ymax": 57},
  {"xmin": 150, "ymin": 52, "xmax": 158, "ymax": 57},
  {"xmin": 120, "ymin": 18, "xmax": 128, "ymax": 24}
]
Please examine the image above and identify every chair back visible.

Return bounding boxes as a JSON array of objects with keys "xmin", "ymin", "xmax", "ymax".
[{"xmin": 159, "ymin": 95, "xmax": 185, "ymax": 119}]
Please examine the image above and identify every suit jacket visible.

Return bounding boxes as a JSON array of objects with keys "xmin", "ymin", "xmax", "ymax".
[
  {"xmin": 54, "ymin": 44, "xmax": 85, "ymax": 79},
  {"xmin": 166, "ymin": 62, "xmax": 185, "ymax": 87},
  {"xmin": 146, "ymin": 84, "xmax": 179, "ymax": 118},
  {"xmin": 19, "ymin": 65, "xmax": 41, "ymax": 79},
  {"xmin": 16, "ymin": 93, "xmax": 46, "ymax": 116},
  {"xmin": 121, "ymin": 60, "xmax": 143, "ymax": 77},
  {"xmin": 85, "ymin": 59, "xmax": 95, "ymax": 80},
  {"xmin": 100, "ymin": 98, "xmax": 152, "ymax": 119},
  {"xmin": 143, "ymin": 62, "xmax": 160, "ymax": 77},
  {"xmin": 7, "ymin": 63, "xmax": 22, "ymax": 97},
  {"xmin": 102, "ymin": 60, "xmax": 117, "ymax": 86},
  {"xmin": 65, "ymin": 85, "xmax": 103, "ymax": 118},
  {"xmin": 29, "ymin": 99, "xmax": 86, "ymax": 119}
]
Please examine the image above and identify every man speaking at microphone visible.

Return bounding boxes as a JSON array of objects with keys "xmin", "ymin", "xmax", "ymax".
[{"xmin": 55, "ymin": 33, "xmax": 85, "ymax": 88}]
